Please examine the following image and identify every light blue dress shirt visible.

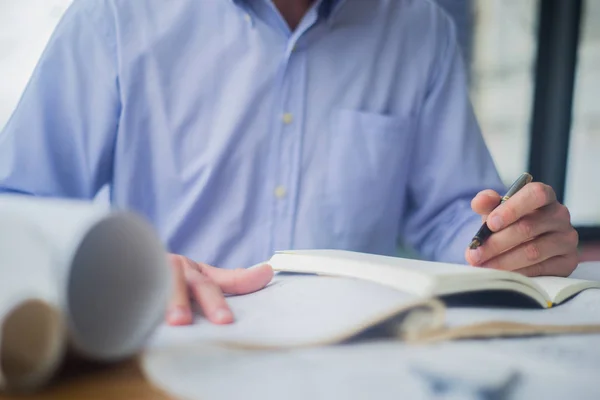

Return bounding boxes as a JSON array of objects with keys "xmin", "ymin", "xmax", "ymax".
[{"xmin": 0, "ymin": 0, "xmax": 506, "ymax": 269}]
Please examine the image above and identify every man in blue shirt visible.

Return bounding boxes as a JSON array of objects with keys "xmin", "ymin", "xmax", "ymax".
[{"xmin": 0, "ymin": 0, "xmax": 578, "ymax": 326}]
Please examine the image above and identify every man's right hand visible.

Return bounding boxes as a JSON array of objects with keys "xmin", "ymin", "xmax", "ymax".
[{"xmin": 166, "ymin": 254, "xmax": 274, "ymax": 326}]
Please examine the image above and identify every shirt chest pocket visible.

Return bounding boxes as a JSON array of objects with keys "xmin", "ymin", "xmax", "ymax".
[{"xmin": 323, "ymin": 108, "xmax": 413, "ymax": 245}]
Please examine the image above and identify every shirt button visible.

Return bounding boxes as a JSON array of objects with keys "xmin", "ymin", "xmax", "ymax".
[
  {"xmin": 282, "ymin": 113, "xmax": 293, "ymax": 124},
  {"xmin": 274, "ymin": 186, "xmax": 287, "ymax": 198},
  {"xmin": 244, "ymin": 13, "xmax": 252, "ymax": 23}
]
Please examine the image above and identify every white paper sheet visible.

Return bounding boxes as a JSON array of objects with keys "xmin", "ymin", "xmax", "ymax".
[
  {"xmin": 569, "ymin": 261, "xmax": 600, "ymax": 280},
  {"xmin": 142, "ymin": 336, "xmax": 600, "ymax": 400},
  {"xmin": 146, "ymin": 273, "xmax": 437, "ymax": 349},
  {"xmin": 142, "ymin": 278, "xmax": 600, "ymax": 400}
]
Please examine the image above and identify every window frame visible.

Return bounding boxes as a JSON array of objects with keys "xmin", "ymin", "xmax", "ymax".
[{"xmin": 527, "ymin": 0, "xmax": 600, "ymax": 242}]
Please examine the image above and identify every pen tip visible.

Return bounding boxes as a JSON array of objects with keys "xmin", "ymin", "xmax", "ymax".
[{"xmin": 469, "ymin": 239, "xmax": 480, "ymax": 250}]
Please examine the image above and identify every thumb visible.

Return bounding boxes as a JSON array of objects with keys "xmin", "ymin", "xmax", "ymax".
[{"xmin": 471, "ymin": 189, "xmax": 502, "ymax": 219}]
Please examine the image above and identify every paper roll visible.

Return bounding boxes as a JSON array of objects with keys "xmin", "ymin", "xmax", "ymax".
[
  {"xmin": 0, "ymin": 216, "xmax": 66, "ymax": 392},
  {"xmin": 0, "ymin": 299, "xmax": 65, "ymax": 393},
  {"xmin": 0, "ymin": 194, "xmax": 172, "ymax": 365}
]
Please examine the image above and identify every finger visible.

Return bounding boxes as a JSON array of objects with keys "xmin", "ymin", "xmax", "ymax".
[
  {"xmin": 471, "ymin": 189, "xmax": 502, "ymax": 217},
  {"xmin": 487, "ymin": 182, "xmax": 556, "ymax": 231},
  {"xmin": 186, "ymin": 266, "xmax": 234, "ymax": 324},
  {"xmin": 481, "ymin": 231, "xmax": 578, "ymax": 272},
  {"xmin": 166, "ymin": 255, "xmax": 193, "ymax": 326},
  {"xmin": 515, "ymin": 253, "xmax": 579, "ymax": 278},
  {"xmin": 198, "ymin": 263, "xmax": 274, "ymax": 295},
  {"xmin": 466, "ymin": 203, "xmax": 566, "ymax": 266}
]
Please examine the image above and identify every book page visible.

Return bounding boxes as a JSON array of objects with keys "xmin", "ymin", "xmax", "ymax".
[
  {"xmin": 146, "ymin": 274, "xmax": 443, "ymax": 350},
  {"xmin": 270, "ymin": 250, "xmax": 544, "ymax": 301},
  {"xmin": 530, "ymin": 276, "xmax": 600, "ymax": 303},
  {"xmin": 269, "ymin": 250, "xmax": 515, "ymax": 297},
  {"xmin": 275, "ymin": 249, "xmax": 487, "ymax": 276},
  {"xmin": 529, "ymin": 262, "xmax": 600, "ymax": 303}
]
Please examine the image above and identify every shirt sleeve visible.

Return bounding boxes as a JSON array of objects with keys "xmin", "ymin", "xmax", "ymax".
[
  {"xmin": 0, "ymin": 0, "xmax": 119, "ymax": 199},
  {"xmin": 399, "ymin": 8, "xmax": 507, "ymax": 264}
]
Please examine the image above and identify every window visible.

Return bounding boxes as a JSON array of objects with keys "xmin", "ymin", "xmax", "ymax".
[
  {"xmin": 0, "ymin": 1, "xmax": 112, "ymax": 203},
  {"xmin": 0, "ymin": 1, "xmax": 72, "ymax": 129},
  {"xmin": 469, "ymin": 0, "xmax": 539, "ymax": 186},
  {"xmin": 443, "ymin": 0, "xmax": 600, "ymax": 252},
  {"xmin": 564, "ymin": 0, "xmax": 600, "ymax": 228}
]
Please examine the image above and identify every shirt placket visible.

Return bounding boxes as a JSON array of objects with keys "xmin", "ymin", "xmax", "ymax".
[{"xmin": 270, "ymin": 14, "xmax": 319, "ymax": 252}]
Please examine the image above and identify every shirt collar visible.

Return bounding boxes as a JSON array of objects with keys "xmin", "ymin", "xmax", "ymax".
[
  {"xmin": 231, "ymin": 0, "xmax": 345, "ymax": 21},
  {"xmin": 317, "ymin": 0, "xmax": 341, "ymax": 19}
]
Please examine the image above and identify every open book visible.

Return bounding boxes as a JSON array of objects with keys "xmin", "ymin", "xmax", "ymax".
[
  {"xmin": 0, "ymin": 194, "xmax": 171, "ymax": 394},
  {"xmin": 267, "ymin": 249, "xmax": 600, "ymax": 308},
  {"xmin": 148, "ymin": 249, "xmax": 600, "ymax": 354}
]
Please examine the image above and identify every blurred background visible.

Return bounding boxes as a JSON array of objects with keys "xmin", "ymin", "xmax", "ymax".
[{"xmin": 1, "ymin": 0, "xmax": 598, "ymax": 260}]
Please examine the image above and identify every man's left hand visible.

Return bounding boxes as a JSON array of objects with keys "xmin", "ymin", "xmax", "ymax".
[{"xmin": 465, "ymin": 182, "xmax": 579, "ymax": 277}]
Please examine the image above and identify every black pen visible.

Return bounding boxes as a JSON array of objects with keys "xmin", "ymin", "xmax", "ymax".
[{"xmin": 468, "ymin": 172, "xmax": 533, "ymax": 249}]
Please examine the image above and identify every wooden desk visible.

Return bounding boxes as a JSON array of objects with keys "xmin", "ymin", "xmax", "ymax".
[{"xmin": 0, "ymin": 358, "xmax": 172, "ymax": 400}]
